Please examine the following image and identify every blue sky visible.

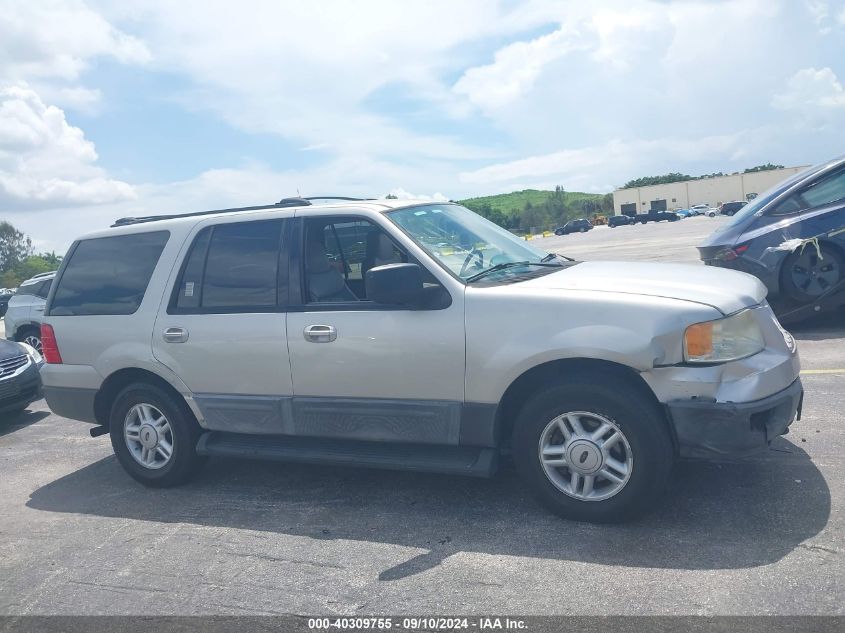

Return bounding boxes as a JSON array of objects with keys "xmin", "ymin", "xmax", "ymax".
[{"xmin": 1, "ymin": 0, "xmax": 845, "ymax": 251}]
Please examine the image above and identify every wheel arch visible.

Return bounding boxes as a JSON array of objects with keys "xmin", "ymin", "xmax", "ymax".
[
  {"xmin": 94, "ymin": 367, "xmax": 196, "ymax": 428},
  {"xmin": 493, "ymin": 357, "xmax": 673, "ymax": 451}
]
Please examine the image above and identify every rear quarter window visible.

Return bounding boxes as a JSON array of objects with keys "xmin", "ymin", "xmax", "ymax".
[{"xmin": 49, "ymin": 231, "xmax": 169, "ymax": 316}]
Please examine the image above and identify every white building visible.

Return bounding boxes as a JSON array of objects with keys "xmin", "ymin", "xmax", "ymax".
[{"xmin": 612, "ymin": 166, "xmax": 810, "ymax": 215}]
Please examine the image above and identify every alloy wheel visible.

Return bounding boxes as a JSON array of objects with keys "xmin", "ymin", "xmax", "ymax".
[
  {"xmin": 538, "ymin": 411, "xmax": 633, "ymax": 501},
  {"xmin": 124, "ymin": 403, "xmax": 174, "ymax": 470}
]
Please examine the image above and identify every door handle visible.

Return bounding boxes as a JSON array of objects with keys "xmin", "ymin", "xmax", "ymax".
[
  {"xmin": 163, "ymin": 327, "xmax": 189, "ymax": 343},
  {"xmin": 303, "ymin": 324, "xmax": 336, "ymax": 343}
]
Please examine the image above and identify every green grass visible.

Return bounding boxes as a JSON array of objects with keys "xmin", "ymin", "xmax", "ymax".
[{"xmin": 458, "ymin": 189, "xmax": 607, "ymax": 217}]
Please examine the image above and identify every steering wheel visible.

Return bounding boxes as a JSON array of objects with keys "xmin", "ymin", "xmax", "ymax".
[{"xmin": 459, "ymin": 249, "xmax": 484, "ymax": 277}]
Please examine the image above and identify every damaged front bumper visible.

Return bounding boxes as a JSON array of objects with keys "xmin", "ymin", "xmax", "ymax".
[{"xmin": 666, "ymin": 378, "xmax": 803, "ymax": 458}]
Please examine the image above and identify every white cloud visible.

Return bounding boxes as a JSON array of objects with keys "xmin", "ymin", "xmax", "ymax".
[
  {"xmin": 0, "ymin": 0, "xmax": 150, "ymax": 82},
  {"xmin": 453, "ymin": 25, "xmax": 586, "ymax": 110},
  {"xmin": 772, "ymin": 67, "xmax": 845, "ymax": 110},
  {"xmin": 460, "ymin": 134, "xmax": 746, "ymax": 190},
  {"xmin": 384, "ymin": 187, "xmax": 448, "ymax": 201},
  {"xmin": 0, "ymin": 85, "xmax": 135, "ymax": 209}
]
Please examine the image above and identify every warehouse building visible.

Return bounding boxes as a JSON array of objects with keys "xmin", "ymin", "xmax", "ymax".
[{"xmin": 612, "ymin": 165, "xmax": 810, "ymax": 215}]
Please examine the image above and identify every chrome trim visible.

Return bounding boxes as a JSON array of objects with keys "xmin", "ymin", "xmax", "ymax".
[{"xmin": 0, "ymin": 354, "xmax": 32, "ymax": 381}]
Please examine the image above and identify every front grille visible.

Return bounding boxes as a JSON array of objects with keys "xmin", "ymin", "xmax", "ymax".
[{"xmin": 0, "ymin": 354, "xmax": 29, "ymax": 379}]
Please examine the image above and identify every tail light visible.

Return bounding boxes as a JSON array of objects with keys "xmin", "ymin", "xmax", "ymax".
[
  {"xmin": 717, "ymin": 243, "xmax": 749, "ymax": 262},
  {"xmin": 41, "ymin": 324, "xmax": 63, "ymax": 364}
]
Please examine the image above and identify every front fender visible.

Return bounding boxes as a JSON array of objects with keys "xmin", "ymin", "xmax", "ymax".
[{"xmin": 464, "ymin": 288, "xmax": 720, "ymax": 404}]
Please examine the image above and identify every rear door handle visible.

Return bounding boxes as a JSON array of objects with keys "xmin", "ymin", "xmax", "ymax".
[
  {"xmin": 163, "ymin": 327, "xmax": 189, "ymax": 343},
  {"xmin": 303, "ymin": 324, "xmax": 336, "ymax": 343}
]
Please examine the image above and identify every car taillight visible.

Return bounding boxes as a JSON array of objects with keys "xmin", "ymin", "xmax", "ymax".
[
  {"xmin": 717, "ymin": 244, "xmax": 749, "ymax": 262},
  {"xmin": 41, "ymin": 324, "xmax": 63, "ymax": 364}
]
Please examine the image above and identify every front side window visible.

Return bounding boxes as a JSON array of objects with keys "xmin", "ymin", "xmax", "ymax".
[
  {"xmin": 387, "ymin": 203, "xmax": 560, "ymax": 283},
  {"xmin": 173, "ymin": 219, "xmax": 283, "ymax": 312},
  {"xmin": 303, "ymin": 217, "xmax": 406, "ymax": 303},
  {"xmin": 49, "ymin": 232, "xmax": 169, "ymax": 316}
]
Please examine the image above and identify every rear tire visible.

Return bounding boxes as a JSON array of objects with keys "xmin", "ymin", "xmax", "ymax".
[
  {"xmin": 780, "ymin": 243, "xmax": 844, "ymax": 303},
  {"xmin": 511, "ymin": 378, "xmax": 674, "ymax": 523},
  {"xmin": 109, "ymin": 382, "xmax": 205, "ymax": 487}
]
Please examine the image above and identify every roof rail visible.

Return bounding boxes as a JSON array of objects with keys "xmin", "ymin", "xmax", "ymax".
[
  {"xmin": 111, "ymin": 197, "xmax": 313, "ymax": 228},
  {"xmin": 30, "ymin": 271, "xmax": 57, "ymax": 279},
  {"xmin": 110, "ymin": 195, "xmax": 379, "ymax": 227}
]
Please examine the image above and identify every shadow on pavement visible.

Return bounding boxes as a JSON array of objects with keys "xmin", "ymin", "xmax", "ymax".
[
  {"xmin": 0, "ymin": 405, "xmax": 49, "ymax": 437},
  {"xmin": 27, "ymin": 436, "xmax": 830, "ymax": 578}
]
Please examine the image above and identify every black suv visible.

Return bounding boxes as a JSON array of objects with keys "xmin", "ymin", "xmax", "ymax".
[
  {"xmin": 719, "ymin": 201, "xmax": 747, "ymax": 216},
  {"xmin": 554, "ymin": 219, "xmax": 593, "ymax": 235}
]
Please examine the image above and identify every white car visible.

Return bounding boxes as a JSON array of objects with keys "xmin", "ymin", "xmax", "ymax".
[
  {"xmin": 40, "ymin": 198, "xmax": 801, "ymax": 522},
  {"xmin": 4, "ymin": 271, "xmax": 56, "ymax": 352},
  {"xmin": 690, "ymin": 204, "xmax": 717, "ymax": 217}
]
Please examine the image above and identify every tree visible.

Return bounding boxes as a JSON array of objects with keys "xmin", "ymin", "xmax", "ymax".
[
  {"xmin": 385, "ymin": 193, "xmax": 398, "ymax": 199},
  {"xmin": 744, "ymin": 163, "xmax": 784, "ymax": 173},
  {"xmin": 0, "ymin": 221, "xmax": 32, "ymax": 273}
]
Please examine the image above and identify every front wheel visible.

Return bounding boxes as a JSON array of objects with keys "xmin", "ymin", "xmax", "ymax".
[
  {"xmin": 109, "ymin": 382, "xmax": 205, "ymax": 487},
  {"xmin": 18, "ymin": 329, "xmax": 42, "ymax": 354},
  {"xmin": 512, "ymin": 379, "xmax": 674, "ymax": 522}
]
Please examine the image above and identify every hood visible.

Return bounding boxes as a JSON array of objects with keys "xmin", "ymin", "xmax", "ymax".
[
  {"xmin": 518, "ymin": 261, "xmax": 767, "ymax": 315},
  {"xmin": 0, "ymin": 338, "xmax": 26, "ymax": 361}
]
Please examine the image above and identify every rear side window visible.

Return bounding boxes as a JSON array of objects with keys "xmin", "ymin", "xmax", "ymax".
[
  {"xmin": 172, "ymin": 219, "xmax": 284, "ymax": 313},
  {"xmin": 49, "ymin": 232, "xmax": 169, "ymax": 316},
  {"xmin": 17, "ymin": 279, "xmax": 51, "ymax": 299}
]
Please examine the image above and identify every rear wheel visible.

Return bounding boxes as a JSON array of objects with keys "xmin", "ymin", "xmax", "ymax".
[
  {"xmin": 109, "ymin": 382, "xmax": 205, "ymax": 487},
  {"xmin": 512, "ymin": 378, "xmax": 674, "ymax": 522},
  {"xmin": 781, "ymin": 243, "xmax": 844, "ymax": 302}
]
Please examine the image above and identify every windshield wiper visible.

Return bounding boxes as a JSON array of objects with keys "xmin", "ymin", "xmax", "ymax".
[
  {"xmin": 466, "ymin": 260, "xmax": 564, "ymax": 283},
  {"xmin": 541, "ymin": 252, "xmax": 574, "ymax": 262}
]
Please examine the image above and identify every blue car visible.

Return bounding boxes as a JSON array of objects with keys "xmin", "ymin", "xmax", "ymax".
[{"xmin": 698, "ymin": 155, "xmax": 845, "ymax": 322}]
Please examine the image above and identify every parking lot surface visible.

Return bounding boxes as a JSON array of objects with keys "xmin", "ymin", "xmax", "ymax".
[{"xmin": 0, "ymin": 216, "xmax": 843, "ymax": 616}]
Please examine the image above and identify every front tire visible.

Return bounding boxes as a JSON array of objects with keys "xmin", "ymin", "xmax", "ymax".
[
  {"xmin": 511, "ymin": 378, "xmax": 674, "ymax": 523},
  {"xmin": 109, "ymin": 382, "xmax": 205, "ymax": 487},
  {"xmin": 18, "ymin": 328, "xmax": 42, "ymax": 354}
]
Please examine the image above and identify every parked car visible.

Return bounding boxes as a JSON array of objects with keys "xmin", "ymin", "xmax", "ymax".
[
  {"xmin": 699, "ymin": 155, "xmax": 845, "ymax": 320},
  {"xmin": 554, "ymin": 218, "xmax": 593, "ymax": 235},
  {"xmin": 608, "ymin": 215, "xmax": 632, "ymax": 227},
  {"xmin": 634, "ymin": 211, "xmax": 680, "ymax": 224},
  {"xmin": 674, "ymin": 209, "xmax": 693, "ymax": 218},
  {"xmin": 689, "ymin": 204, "xmax": 715, "ymax": 216},
  {"xmin": 0, "ymin": 338, "xmax": 43, "ymax": 418},
  {"xmin": 41, "ymin": 198, "xmax": 800, "ymax": 523},
  {"xmin": 0, "ymin": 289, "xmax": 17, "ymax": 318},
  {"xmin": 4, "ymin": 271, "xmax": 56, "ymax": 352},
  {"xmin": 718, "ymin": 201, "xmax": 747, "ymax": 216}
]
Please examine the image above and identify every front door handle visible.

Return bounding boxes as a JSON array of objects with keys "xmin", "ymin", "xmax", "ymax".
[
  {"xmin": 163, "ymin": 327, "xmax": 189, "ymax": 343},
  {"xmin": 303, "ymin": 324, "xmax": 336, "ymax": 343}
]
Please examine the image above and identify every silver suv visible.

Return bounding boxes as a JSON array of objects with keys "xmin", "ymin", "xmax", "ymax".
[
  {"xmin": 41, "ymin": 198, "xmax": 802, "ymax": 522},
  {"xmin": 4, "ymin": 271, "xmax": 56, "ymax": 352}
]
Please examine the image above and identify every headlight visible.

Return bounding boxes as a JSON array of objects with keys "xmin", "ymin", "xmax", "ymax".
[
  {"xmin": 20, "ymin": 342, "xmax": 43, "ymax": 365},
  {"xmin": 683, "ymin": 309, "xmax": 765, "ymax": 363}
]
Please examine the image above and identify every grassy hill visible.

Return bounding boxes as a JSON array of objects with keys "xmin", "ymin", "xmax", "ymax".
[
  {"xmin": 459, "ymin": 189, "xmax": 607, "ymax": 216},
  {"xmin": 457, "ymin": 189, "xmax": 612, "ymax": 231}
]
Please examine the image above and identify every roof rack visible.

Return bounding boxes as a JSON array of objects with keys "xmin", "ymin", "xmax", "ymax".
[{"xmin": 111, "ymin": 196, "xmax": 376, "ymax": 227}]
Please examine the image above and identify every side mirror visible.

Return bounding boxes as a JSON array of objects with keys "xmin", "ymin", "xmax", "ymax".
[{"xmin": 365, "ymin": 263, "xmax": 424, "ymax": 306}]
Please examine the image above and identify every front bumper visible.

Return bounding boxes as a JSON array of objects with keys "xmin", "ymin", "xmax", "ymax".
[
  {"xmin": 0, "ymin": 360, "xmax": 43, "ymax": 413},
  {"xmin": 666, "ymin": 378, "xmax": 803, "ymax": 458}
]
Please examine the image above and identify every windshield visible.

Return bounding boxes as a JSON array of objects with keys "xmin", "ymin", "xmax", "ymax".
[{"xmin": 387, "ymin": 203, "xmax": 553, "ymax": 282}]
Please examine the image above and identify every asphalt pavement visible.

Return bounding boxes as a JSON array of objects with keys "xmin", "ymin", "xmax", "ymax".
[{"xmin": 0, "ymin": 215, "xmax": 842, "ymax": 615}]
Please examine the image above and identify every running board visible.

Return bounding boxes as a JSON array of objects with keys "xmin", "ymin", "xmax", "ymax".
[{"xmin": 196, "ymin": 432, "xmax": 498, "ymax": 478}]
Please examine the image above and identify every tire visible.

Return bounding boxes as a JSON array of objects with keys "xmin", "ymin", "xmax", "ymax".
[
  {"xmin": 780, "ymin": 243, "xmax": 844, "ymax": 303},
  {"xmin": 109, "ymin": 382, "xmax": 206, "ymax": 487},
  {"xmin": 511, "ymin": 377, "xmax": 674, "ymax": 523},
  {"xmin": 17, "ymin": 328, "xmax": 42, "ymax": 354},
  {"xmin": 579, "ymin": 227, "xmax": 587, "ymax": 233}
]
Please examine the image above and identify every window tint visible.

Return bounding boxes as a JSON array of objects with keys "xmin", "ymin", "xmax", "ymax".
[
  {"xmin": 17, "ymin": 279, "xmax": 50, "ymax": 298},
  {"xmin": 172, "ymin": 219, "xmax": 283, "ymax": 312},
  {"xmin": 801, "ymin": 168, "xmax": 845, "ymax": 209},
  {"xmin": 50, "ymin": 232, "xmax": 169, "ymax": 316}
]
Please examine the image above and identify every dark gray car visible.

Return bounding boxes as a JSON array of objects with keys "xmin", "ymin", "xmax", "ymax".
[{"xmin": 698, "ymin": 156, "xmax": 845, "ymax": 319}]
